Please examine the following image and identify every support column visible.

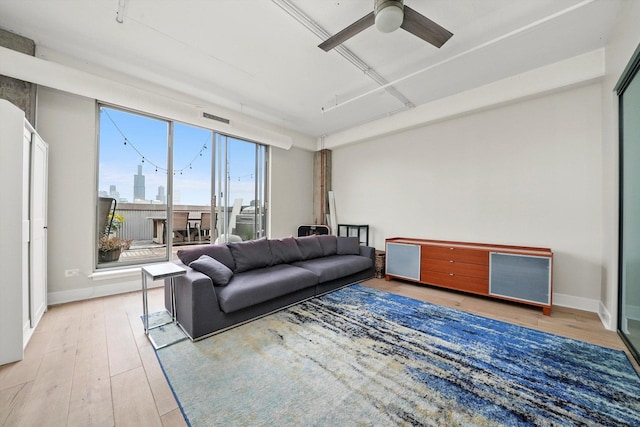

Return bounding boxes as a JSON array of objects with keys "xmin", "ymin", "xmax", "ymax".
[
  {"xmin": 0, "ymin": 28, "xmax": 36, "ymax": 124},
  {"xmin": 313, "ymin": 149, "xmax": 331, "ymax": 226}
]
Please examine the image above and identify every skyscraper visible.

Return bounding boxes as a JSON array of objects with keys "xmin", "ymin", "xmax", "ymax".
[
  {"xmin": 156, "ymin": 185, "xmax": 166, "ymax": 203},
  {"xmin": 109, "ymin": 184, "xmax": 120, "ymax": 201},
  {"xmin": 133, "ymin": 164, "xmax": 145, "ymax": 202}
]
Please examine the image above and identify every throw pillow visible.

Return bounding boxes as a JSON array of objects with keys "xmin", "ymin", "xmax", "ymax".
[
  {"xmin": 296, "ymin": 235, "xmax": 324, "ymax": 260},
  {"xmin": 189, "ymin": 255, "xmax": 234, "ymax": 286},
  {"xmin": 337, "ymin": 236, "xmax": 360, "ymax": 255},
  {"xmin": 269, "ymin": 237, "xmax": 303, "ymax": 264},
  {"xmin": 317, "ymin": 235, "xmax": 338, "ymax": 256},
  {"xmin": 177, "ymin": 244, "xmax": 236, "ymax": 270},
  {"xmin": 228, "ymin": 238, "xmax": 272, "ymax": 273}
]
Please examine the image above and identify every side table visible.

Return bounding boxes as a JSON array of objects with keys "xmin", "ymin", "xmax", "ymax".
[{"xmin": 141, "ymin": 262, "xmax": 187, "ymax": 349}]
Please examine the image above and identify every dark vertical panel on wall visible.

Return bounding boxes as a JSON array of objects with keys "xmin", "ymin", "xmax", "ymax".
[
  {"xmin": 0, "ymin": 28, "xmax": 36, "ymax": 124},
  {"xmin": 313, "ymin": 149, "xmax": 331, "ymax": 226}
]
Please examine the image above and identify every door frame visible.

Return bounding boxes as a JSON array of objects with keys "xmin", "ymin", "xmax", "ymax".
[{"xmin": 616, "ymin": 41, "xmax": 640, "ymax": 364}]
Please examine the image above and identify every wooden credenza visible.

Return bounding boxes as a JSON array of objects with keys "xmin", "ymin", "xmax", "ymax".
[{"xmin": 385, "ymin": 238, "xmax": 553, "ymax": 315}]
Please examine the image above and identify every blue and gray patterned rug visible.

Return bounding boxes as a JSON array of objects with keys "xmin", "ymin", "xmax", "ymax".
[{"xmin": 154, "ymin": 284, "xmax": 640, "ymax": 426}]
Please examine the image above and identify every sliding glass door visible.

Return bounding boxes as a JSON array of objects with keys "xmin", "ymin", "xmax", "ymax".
[
  {"xmin": 97, "ymin": 105, "xmax": 267, "ymax": 268},
  {"xmin": 618, "ymin": 44, "xmax": 640, "ymax": 363},
  {"xmin": 215, "ymin": 134, "xmax": 267, "ymax": 242},
  {"xmin": 173, "ymin": 123, "xmax": 214, "ymax": 244}
]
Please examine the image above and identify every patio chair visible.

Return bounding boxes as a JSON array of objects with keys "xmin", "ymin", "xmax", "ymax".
[
  {"xmin": 197, "ymin": 212, "xmax": 212, "ymax": 241},
  {"xmin": 172, "ymin": 211, "xmax": 190, "ymax": 243},
  {"xmin": 98, "ymin": 197, "xmax": 116, "ymax": 238}
]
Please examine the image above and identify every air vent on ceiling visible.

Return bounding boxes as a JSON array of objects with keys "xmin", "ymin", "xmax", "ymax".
[{"xmin": 202, "ymin": 112, "xmax": 230, "ymax": 124}]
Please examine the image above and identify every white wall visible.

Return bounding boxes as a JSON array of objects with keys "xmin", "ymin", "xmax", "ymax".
[
  {"xmin": 36, "ymin": 86, "xmax": 314, "ymax": 303},
  {"xmin": 36, "ymin": 87, "xmax": 117, "ymax": 302},
  {"xmin": 332, "ymin": 83, "xmax": 603, "ymax": 310},
  {"xmin": 269, "ymin": 146, "xmax": 314, "ymax": 238}
]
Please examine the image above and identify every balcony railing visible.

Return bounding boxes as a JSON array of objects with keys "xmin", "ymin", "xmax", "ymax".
[
  {"xmin": 113, "ymin": 203, "xmax": 213, "ymax": 242},
  {"xmin": 100, "ymin": 202, "xmax": 265, "ymax": 265}
]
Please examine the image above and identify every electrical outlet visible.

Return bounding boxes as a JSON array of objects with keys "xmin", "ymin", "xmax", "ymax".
[{"xmin": 65, "ymin": 268, "xmax": 80, "ymax": 277}]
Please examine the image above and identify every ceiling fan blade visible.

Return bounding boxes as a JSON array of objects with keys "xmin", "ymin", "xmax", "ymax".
[
  {"xmin": 400, "ymin": 6, "xmax": 453, "ymax": 48},
  {"xmin": 318, "ymin": 12, "xmax": 375, "ymax": 52}
]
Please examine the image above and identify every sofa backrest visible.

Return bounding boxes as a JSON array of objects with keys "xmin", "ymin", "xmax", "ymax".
[
  {"xmin": 295, "ymin": 235, "xmax": 325, "ymax": 260},
  {"xmin": 177, "ymin": 244, "xmax": 236, "ymax": 270},
  {"xmin": 317, "ymin": 235, "xmax": 338, "ymax": 256},
  {"xmin": 336, "ymin": 236, "xmax": 360, "ymax": 255},
  {"xmin": 227, "ymin": 239, "xmax": 272, "ymax": 273},
  {"xmin": 176, "ymin": 234, "xmax": 357, "ymax": 274},
  {"xmin": 269, "ymin": 237, "xmax": 303, "ymax": 264}
]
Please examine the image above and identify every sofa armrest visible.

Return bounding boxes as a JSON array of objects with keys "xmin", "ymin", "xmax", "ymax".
[
  {"xmin": 167, "ymin": 264, "xmax": 224, "ymax": 339},
  {"xmin": 359, "ymin": 245, "xmax": 375, "ymax": 263}
]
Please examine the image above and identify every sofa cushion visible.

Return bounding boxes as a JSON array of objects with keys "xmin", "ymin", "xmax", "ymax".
[
  {"xmin": 337, "ymin": 236, "xmax": 360, "ymax": 255},
  {"xmin": 189, "ymin": 255, "xmax": 233, "ymax": 286},
  {"xmin": 216, "ymin": 264, "xmax": 318, "ymax": 313},
  {"xmin": 317, "ymin": 235, "xmax": 338, "ymax": 256},
  {"xmin": 292, "ymin": 254, "xmax": 373, "ymax": 283},
  {"xmin": 177, "ymin": 244, "xmax": 236, "ymax": 270},
  {"xmin": 269, "ymin": 237, "xmax": 303, "ymax": 265},
  {"xmin": 228, "ymin": 239, "xmax": 272, "ymax": 273},
  {"xmin": 296, "ymin": 235, "xmax": 324, "ymax": 260}
]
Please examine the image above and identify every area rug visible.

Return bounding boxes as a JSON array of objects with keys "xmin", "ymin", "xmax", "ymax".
[{"xmin": 154, "ymin": 284, "xmax": 640, "ymax": 426}]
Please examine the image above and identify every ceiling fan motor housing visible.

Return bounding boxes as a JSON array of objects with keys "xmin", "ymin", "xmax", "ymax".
[{"xmin": 375, "ymin": 0, "xmax": 404, "ymax": 33}]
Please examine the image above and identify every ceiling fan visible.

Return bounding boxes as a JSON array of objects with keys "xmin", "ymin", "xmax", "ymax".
[{"xmin": 318, "ymin": 0, "xmax": 453, "ymax": 52}]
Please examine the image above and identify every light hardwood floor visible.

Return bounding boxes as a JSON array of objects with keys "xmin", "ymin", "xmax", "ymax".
[{"xmin": 1, "ymin": 278, "xmax": 637, "ymax": 426}]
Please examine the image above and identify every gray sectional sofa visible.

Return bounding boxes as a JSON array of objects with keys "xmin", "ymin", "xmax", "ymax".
[{"xmin": 165, "ymin": 234, "xmax": 375, "ymax": 340}]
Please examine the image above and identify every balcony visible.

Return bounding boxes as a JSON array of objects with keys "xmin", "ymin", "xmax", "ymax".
[{"xmin": 100, "ymin": 202, "xmax": 264, "ymax": 265}]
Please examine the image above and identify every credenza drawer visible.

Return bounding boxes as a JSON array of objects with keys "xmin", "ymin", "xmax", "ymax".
[
  {"xmin": 422, "ymin": 245, "xmax": 488, "ymax": 265},
  {"xmin": 421, "ymin": 258, "xmax": 489, "ymax": 278},
  {"xmin": 422, "ymin": 270, "xmax": 489, "ymax": 294}
]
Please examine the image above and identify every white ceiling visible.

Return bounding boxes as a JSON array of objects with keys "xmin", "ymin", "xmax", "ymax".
[{"xmin": 0, "ymin": 0, "xmax": 621, "ymax": 139}]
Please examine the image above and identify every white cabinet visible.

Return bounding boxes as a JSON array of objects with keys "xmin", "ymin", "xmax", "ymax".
[{"xmin": 0, "ymin": 100, "xmax": 48, "ymax": 365}]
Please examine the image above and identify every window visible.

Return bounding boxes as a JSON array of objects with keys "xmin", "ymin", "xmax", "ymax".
[{"xmin": 96, "ymin": 105, "xmax": 267, "ymax": 268}]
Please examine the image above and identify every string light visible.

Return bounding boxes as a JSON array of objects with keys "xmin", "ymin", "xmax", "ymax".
[
  {"xmin": 102, "ymin": 109, "xmax": 257, "ymax": 182},
  {"xmin": 103, "ymin": 109, "xmax": 208, "ymax": 174}
]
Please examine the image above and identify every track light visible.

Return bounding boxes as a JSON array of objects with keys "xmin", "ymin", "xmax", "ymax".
[{"xmin": 116, "ymin": 0, "xmax": 126, "ymax": 24}]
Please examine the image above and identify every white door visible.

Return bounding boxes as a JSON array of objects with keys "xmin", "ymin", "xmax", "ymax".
[
  {"xmin": 29, "ymin": 132, "xmax": 48, "ymax": 328},
  {"xmin": 21, "ymin": 128, "xmax": 31, "ymax": 335}
]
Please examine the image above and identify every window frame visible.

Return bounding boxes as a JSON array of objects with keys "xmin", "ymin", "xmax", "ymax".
[{"xmin": 95, "ymin": 102, "xmax": 269, "ymax": 270}]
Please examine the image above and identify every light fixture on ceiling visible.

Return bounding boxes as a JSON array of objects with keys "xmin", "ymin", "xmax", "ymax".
[
  {"xmin": 116, "ymin": 0, "xmax": 126, "ymax": 23},
  {"xmin": 374, "ymin": 0, "xmax": 404, "ymax": 33}
]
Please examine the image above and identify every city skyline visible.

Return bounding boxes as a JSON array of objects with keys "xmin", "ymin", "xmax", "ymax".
[{"xmin": 98, "ymin": 106, "xmax": 263, "ymax": 207}]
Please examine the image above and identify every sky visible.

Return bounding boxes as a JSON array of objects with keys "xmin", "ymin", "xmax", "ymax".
[{"xmin": 98, "ymin": 107, "xmax": 263, "ymax": 207}]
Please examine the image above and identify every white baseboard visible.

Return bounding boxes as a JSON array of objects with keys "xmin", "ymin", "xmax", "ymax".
[
  {"xmin": 598, "ymin": 301, "xmax": 614, "ymax": 331},
  {"xmin": 552, "ymin": 292, "xmax": 600, "ymax": 313},
  {"xmin": 48, "ymin": 280, "xmax": 164, "ymax": 305},
  {"xmin": 553, "ymin": 292, "xmax": 616, "ymax": 331}
]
